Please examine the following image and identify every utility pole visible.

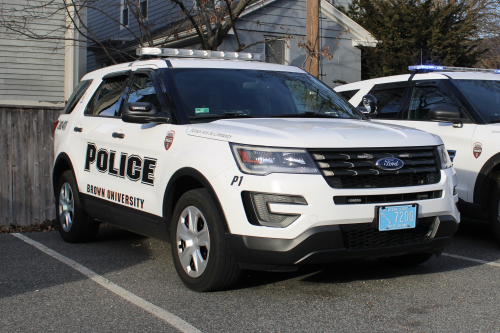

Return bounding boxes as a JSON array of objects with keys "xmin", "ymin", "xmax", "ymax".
[{"xmin": 306, "ymin": 0, "xmax": 319, "ymax": 78}]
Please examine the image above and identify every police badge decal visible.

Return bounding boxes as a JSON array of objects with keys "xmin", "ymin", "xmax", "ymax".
[{"xmin": 473, "ymin": 142, "xmax": 483, "ymax": 159}]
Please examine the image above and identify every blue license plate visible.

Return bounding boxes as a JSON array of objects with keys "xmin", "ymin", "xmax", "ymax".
[{"xmin": 378, "ymin": 204, "xmax": 417, "ymax": 231}]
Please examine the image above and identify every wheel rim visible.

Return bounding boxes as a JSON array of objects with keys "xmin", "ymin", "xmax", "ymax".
[
  {"xmin": 59, "ymin": 182, "xmax": 75, "ymax": 232},
  {"xmin": 176, "ymin": 206, "xmax": 210, "ymax": 278}
]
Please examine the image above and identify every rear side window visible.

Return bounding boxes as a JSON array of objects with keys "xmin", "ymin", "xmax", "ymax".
[
  {"xmin": 85, "ymin": 76, "xmax": 129, "ymax": 117},
  {"xmin": 63, "ymin": 80, "xmax": 93, "ymax": 114},
  {"xmin": 337, "ymin": 89, "xmax": 359, "ymax": 101}
]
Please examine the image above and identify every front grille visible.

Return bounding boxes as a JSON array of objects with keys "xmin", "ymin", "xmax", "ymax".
[
  {"xmin": 334, "ymin": 190, "xmax": 443, "ymax": 205},
  {"xmin": 339, "ymin": 217, "xmax": 435, "ymax": 249},
  {"xmin": 308, "ymin": 147, "xmax": 441, "ymax": 189}
]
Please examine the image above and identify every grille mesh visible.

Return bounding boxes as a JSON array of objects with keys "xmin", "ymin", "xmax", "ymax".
[
  {"xmin": 309, "ymin": 147, "xmax": 441, "ymax": 189},
  {"xmin": 339, "ymin": 217, "xmax": 435, "ymax": 249}
]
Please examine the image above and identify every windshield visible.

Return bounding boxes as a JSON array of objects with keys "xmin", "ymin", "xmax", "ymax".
[
  {"xmin": 169, "ymin": 68, "xmax": 362, "ymax": 120},
  {"xmin": 453, "ymin": 79, "xmax": 500, "ymax": 123}
]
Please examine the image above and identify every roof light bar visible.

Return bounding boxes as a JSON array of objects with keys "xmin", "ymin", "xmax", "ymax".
[
  {"xmin": 409, "ymin": 65, "xmax": 500, "ymax": 74},
  {"xmin": 136, "ymin": 47, "xmax": 264, "ymax": 61}
]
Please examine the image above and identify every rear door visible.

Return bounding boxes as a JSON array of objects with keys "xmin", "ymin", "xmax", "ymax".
[{"xmin": 71, "ymin": 71, "xmax": 131, "ymax": 223}]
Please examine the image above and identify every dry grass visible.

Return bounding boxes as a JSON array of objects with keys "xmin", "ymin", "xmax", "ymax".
[{"xmin": 0, "ymin": 220, "xmax": 58, "ymax": 234}]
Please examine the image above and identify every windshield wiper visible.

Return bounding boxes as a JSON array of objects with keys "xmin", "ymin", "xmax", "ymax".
[
  {"xmin": 491, "ymin": 119, "xmax": 500, "ymax": 123},
  {"xmin": 270, "ymin": 113, "xmax": 351, "ymax": 119},
  {"xmin": 189, "ymin": 113, "xmax": 254, "ymax": 120}
]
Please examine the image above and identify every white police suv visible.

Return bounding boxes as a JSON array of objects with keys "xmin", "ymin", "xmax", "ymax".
[
  {"xmin": 53, "ymin": 50, "xmax": 459, "ymax": 291},
  {"xmin": 335, "ymin": 65, "xmax": 500, "ymax": 242}
]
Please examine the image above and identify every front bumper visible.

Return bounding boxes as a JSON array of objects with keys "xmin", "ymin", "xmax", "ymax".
[
  {"xmin": 214, "ymin": 166, "xmax": 459, "ymax": 239},
  {"xmin": 227, "ymin": 215, "xmax": 458, "ymax": 270}
]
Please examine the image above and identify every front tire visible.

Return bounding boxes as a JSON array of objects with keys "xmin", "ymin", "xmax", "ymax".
[
  {"xmin": 170, "ymin": 189, "xmax": 241, "ymax": 292},
  {"xmin": 56, "ymin": 170, "xmax": 100, "ymax": 243},
  {"xmin": 489, "ymin": 173, "xmax": 500, "ymax": 242}
]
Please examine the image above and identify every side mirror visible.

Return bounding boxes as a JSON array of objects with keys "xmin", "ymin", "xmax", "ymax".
[
  {"xmin": 362, "ymin": 94, "xmax": 378, "ymax": 114},
  {"xmin": 122, "ymin": 102, "xmax": 170, "ymax": 124},
  {"xmin": 429, "ymin": 105, "xmax": 461, "ymax": 122}
]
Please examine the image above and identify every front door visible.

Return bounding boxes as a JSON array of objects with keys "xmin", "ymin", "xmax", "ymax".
[
  {"xmin": 379, "ymin": 81, "xmax": 476, "ymax": 200},
  {"xmin": 106, "ymin": 69, "xmax": 173, "ymax": 236}
]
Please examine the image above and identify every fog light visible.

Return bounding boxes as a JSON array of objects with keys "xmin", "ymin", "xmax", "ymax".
[
  {"xmin": 453, "ymin": 186, "xmax": 458, "ymax": 196},
  {"xmin": 242, "ymin": 192, "xmax": 307, "ymax": 228}
]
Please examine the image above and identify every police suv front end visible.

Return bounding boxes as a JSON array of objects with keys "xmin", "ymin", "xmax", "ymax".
[{"xmin": 198, "ymin": 119, "xmax": 459, "ymax": 270}]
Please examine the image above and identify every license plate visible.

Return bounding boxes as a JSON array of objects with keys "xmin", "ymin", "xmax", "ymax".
[{"xmin": 378, "ymin": 204, "xmax": 417, "ymax": 231}]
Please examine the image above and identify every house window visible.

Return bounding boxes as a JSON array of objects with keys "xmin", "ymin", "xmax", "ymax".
[
  {"xmin": 265, "ymin": 38, "xmax": 287, "ymax": 65},
  {"xmin": 121, "ymin": 1, "xmax": 129, "ymax": 27},
  {"xmin": 140, "ymin": 0, "xmax": 147, "ymax": 18}
]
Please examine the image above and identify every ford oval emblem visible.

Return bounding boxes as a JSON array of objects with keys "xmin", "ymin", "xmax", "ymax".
[{"xmin": 375, "ymin": 157, "xmax": 404, "ymax": 171}]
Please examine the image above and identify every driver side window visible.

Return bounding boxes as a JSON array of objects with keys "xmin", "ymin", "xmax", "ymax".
[
  {"xmin": 127, "ymin": 74, "xmax": 162, "ymax": 110},
  {"xmin": 407, "ymin": 86, "xmax": 462, "ymax": 120}
]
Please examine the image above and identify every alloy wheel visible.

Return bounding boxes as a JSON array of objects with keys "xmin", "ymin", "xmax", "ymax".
[
  {"xmin": 176, "ymin": 206, "xmax": 210, "ymax": 278},
  {"xmin": 59, "ymin": 182, "xmax": 75, "ymax": 232}
]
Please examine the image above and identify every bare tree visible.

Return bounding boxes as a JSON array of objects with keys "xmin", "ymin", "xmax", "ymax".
[{"xmin": 0, "ymin": 0, "xmax": 259, "ymax": 64}]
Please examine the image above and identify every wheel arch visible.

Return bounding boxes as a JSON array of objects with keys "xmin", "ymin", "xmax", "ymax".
[
  {"xmin": 162, "ymin": 167, "xmax": 230, "ymax": 239},
  {"xmin": 473, "ymin": 152, "xmax": 500, "ymax": 214},
  {"xmin": 52, "ymin": 153, "xmax": 77, "ymax": 197}
]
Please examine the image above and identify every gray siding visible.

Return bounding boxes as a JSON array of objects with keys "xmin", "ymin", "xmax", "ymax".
[
  {"xmin": 87, "ymin": 0, "xmax": 185, "ymax": 70},
  {"xmin": 0, "ymin": 0, "xmax": 65, "ymax": 103}
]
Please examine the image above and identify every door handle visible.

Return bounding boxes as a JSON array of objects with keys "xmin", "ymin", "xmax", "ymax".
[
  {"xmin": 73, "ymin": 127, "xmax": 83, "ymax": 132},
  {"xmin": 112, "ymin": 132, "xmax": 125, "ymax": 139}
]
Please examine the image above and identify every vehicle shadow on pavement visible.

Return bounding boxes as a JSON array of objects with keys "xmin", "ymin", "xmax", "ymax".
[
  {"xmin": 234, "ymin": 218, "xmax": 500, "ymax": 291},
  {"xmin": 454, "ymin": 217, "xmax": 499, "ymax": 245}
]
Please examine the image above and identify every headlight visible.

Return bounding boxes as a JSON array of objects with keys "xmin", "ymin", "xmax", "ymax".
[
  {"xmin": 437, "ymin": 145, "xmax": 452, "ymax": 169},
  {"xmin": 230, "ymin": 144, "xmax": 320, "ymax": 175}
]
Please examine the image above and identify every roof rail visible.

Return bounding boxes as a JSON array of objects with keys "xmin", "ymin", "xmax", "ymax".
[
  {"xmin": 408, "ymin": 65, "xmax": 500, "ymax": 74},
  {"xmin": 137, "ymin": 47, "xmax": 265, "ymax": 62}
]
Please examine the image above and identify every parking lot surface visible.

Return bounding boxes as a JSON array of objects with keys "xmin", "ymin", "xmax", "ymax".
[{"xmin": 1, "ymin": 217, "xmax": 500, "ymax": 333}]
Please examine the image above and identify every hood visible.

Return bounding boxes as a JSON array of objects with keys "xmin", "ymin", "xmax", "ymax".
[{"xmin": 186, "ymin": 118, "xmax": 441, "ymax": 148}]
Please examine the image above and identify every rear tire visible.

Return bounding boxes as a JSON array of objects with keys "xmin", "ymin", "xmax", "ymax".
[
  {"xmin": 170, "ymin": 189, "xmax": 241, "ymax": 292},
  {"xmin": 489, "ymin": 173, "xmax": 500, "ymax": 243},
  {"xmin": 56, "ymin": 170, "xmax": 100, "ymax": 243},
  {"xmin": 377, "ymin": 253, "xmax": 433, "ymax": 266}
]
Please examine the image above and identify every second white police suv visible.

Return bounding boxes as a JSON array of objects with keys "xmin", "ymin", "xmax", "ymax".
[
  {"xmin": 53, "ymin": 48, "xmax": 459, "ymax": 292},
  {"xmin": 335, "ymin": 65, "xmax": 500, "ymax": 242}
]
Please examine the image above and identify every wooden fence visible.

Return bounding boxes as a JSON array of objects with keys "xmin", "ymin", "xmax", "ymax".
[{"xmin": 1, "ymin": 106, "xmax": 63, "ymax": 226}]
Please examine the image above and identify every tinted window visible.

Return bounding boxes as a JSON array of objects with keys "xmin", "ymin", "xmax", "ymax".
[
  {"xmin": 86, "ymin": 76, "xmax": 128, "ymax": 117},
  {"xmin": 408, "ymin": 86, "xmax": 461, "ymax": 120},
  {"xmin": 127, "ymin": 75, "xmax": 162, "ymax": 110},
  {"xmin": 337, "ymin": 89, "xmax": 359, "ymax": 101},
  {"xmin": 453, "ymin": 79, "xmax": 500, "ymax": 123},
  {"xmin": 63, "ymin": 80, "xmax": 92, "ymax": 114},
  {"xmin": 170, "ymin": 69, "xmax": 361, "ymax": 120},
  {"xmin": 370, "ymin": 88, "xmax": 405, "ymax": 119}
]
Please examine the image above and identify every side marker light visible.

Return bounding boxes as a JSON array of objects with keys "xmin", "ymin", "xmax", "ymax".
[{"xmin": 165, "ymin": 131, "xmax": 175, "ymax": 151}]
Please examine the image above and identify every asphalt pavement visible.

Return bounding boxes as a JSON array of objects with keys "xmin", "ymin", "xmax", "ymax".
[{"xmin": 1, "ymin": 217, "xmax": 500, "ymax": 333}]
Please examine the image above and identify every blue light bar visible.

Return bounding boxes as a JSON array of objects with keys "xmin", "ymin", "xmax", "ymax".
[
  {"xmin": 408, "ymin": 65, "xmax": 444, "ymax": 71},
  {"xmin": 409, "ymin": 65, "xmax": 500, "ymax": 74}
]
